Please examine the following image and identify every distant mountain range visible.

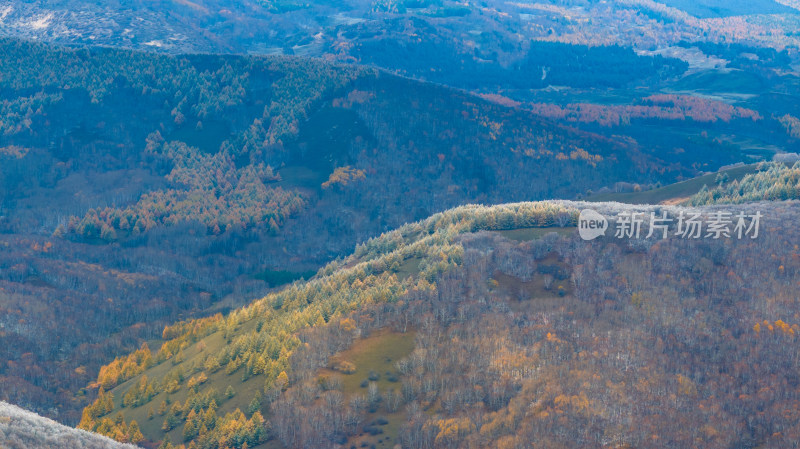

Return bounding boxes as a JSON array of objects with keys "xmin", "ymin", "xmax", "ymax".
[{"xmin": 2, "ymin": 0, "xmax": 799, "ymax": 58}]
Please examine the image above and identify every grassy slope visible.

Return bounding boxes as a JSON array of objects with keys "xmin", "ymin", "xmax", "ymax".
[
  {"xmin": 319, "ymin": 330, "xmax": 416, "ymax": 449},
  {"xmin": 492, "ymin": 227, "xmax": 574, "ymax": 242},
  {"xmin": 112, "ymin": 322, "xmax": 418, "ymax": 448},
  {"xmin": 587, "ymin": 163, "xmax": 759, "ymax": 204},
  {"xmin": 110, "ymin": 323, "xmax": 268, "ymax": 445}
]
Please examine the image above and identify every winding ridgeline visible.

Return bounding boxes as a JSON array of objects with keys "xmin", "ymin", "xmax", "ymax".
[{"xmin": 78, "ymin": 200, "xmax": 800, "ymax": 449}]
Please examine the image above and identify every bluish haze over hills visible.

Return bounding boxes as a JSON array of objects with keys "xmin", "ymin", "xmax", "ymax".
[{"xmin": 2, "ymin": 1, "xmax": 800, "ymax": 448}]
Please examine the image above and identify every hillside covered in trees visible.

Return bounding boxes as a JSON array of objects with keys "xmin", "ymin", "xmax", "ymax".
[
  {"xmin": 78, "ymin": 199, "xmax": 800, "ymax": 449},
  {"xmin": 2, "ymin": 31, "xmax": 798, "ymax": 426},
  {"xmin": 0, "ymin": 36, "xmax": 717, "ymax": 425},
  {"xmin": 4, "ymin": 0, "xmax": 800, "ymax": 447}
]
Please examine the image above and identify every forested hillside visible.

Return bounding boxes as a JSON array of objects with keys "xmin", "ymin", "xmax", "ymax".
[
  {"xmin": 0, "ymin": 38, "xmax": 712, "ymax": 424},
  {"xmin": 5, "ymin": 0, "xmax": 800, "ymax": 165},
  {"xmin": 80, "ymin": 200, "xmax": 800, "ymax": 448},
  {"xmin": 4, "ymin": 0, "xmax": 800, "ymax": 447}
]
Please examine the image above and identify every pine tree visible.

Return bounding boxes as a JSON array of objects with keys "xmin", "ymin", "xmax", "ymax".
[
  {"xmin": 247, "ymin": 396, "xmax": 262, "ymax": 416},
  {"xmin": 183, "ymin": 410, "xmax": 199, "ymax": 441},
  {"xmin": 127, "ymin": 420, "xmax": 144, "ymax": 444},
  {"xmin": 157, "ymin": 436, "xmax": 174, "ymax": 449},
  {"xmin": 276, "ymin": 371, "xmax": 289, "ymax": 391}
]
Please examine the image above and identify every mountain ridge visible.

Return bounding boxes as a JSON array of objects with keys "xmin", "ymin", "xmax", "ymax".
[{"xmin": 79, "ymin": 198, "xmax": 800, "ymax": 448}]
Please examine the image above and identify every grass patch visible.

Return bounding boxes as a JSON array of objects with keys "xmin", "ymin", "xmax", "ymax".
[
  {"xmin": 492, "ymin": 226, "xmax": 574, "ymax": 242},
  {"xmin": 587, "ymin": 163, "xmax": 759, "ymax": 205},
  {"xmin": 275, "ymin": 165, "xmax": 328, "ymax": 191},
  {"xmin": 320, "ymin": 329, "xmax": 416, "ymax": 449},
  {"xmin": 395, "ymin": 256, "xmax": 423, "ymax": 280},
  {"xmin": 325, "ymin": 330, "xmax": 415, "ymax": 396},
  {"xmin": 166, "ymin": 119, "xmax": 231, "ymax": 154},
  {"xmin": 492, "ymin": 252, "xmax": 571, "ymax": 299},
  {"xmin": 671, "ymin": 69, "xmax": 766, "ymax": 94}
]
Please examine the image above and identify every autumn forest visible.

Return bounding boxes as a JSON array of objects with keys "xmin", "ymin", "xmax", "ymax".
[{"xmin": 3, "ymin": 0, "xmax": 800, "ymax": 447}]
